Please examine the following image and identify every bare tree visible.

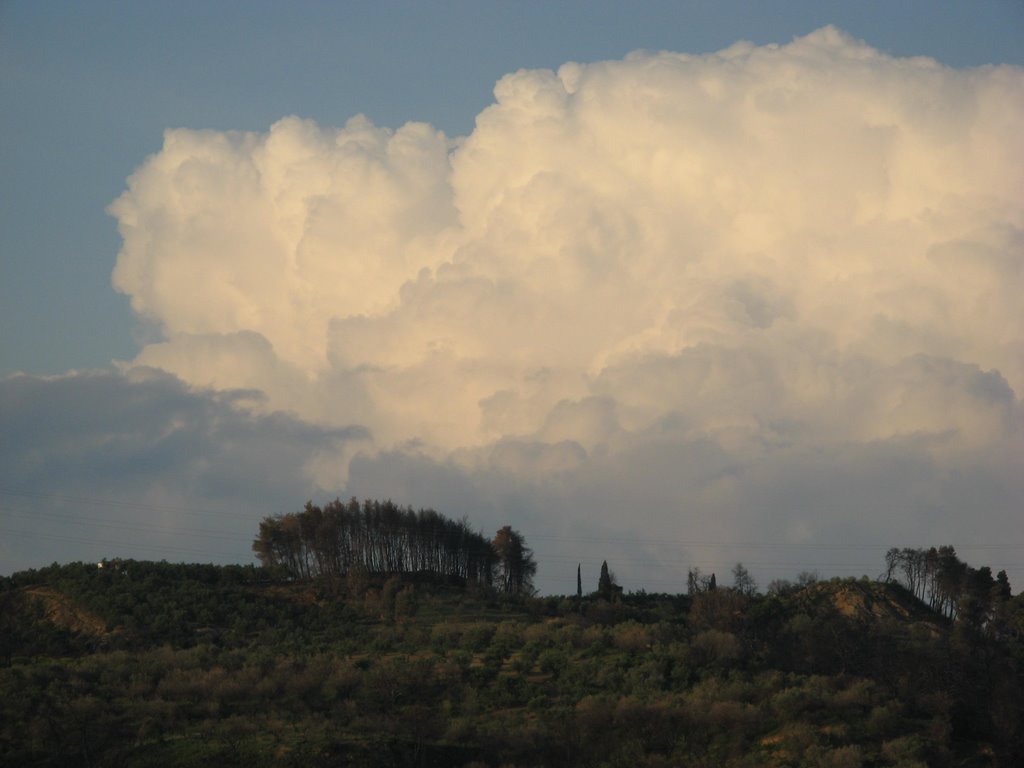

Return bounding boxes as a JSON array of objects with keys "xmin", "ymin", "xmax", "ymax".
[{"xmin": 731, "ymin": 562, "xmax": 757, "ymax": 596}]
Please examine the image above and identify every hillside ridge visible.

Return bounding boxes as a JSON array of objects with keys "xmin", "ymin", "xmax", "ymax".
[{"xmin": 2, "ymin": 561, "xmax": 1022, "ymax": 767}]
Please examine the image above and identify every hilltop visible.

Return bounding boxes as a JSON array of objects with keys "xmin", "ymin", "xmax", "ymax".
[
  {"xmin": 795, "ymin": 579, "xmax": 947, "ymax": 629},
  {"xmin": 2, "ymin": 561, "xmax": 1023, "ymax": 767}
]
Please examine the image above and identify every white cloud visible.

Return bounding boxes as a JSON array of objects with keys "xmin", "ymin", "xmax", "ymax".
[
  {"xmin": 110, "ymin": 116, "xmax": 456, "ymax": 377},
  {"xmin": 97, "ymin": 28, "xmax": 1024, "ymax": 588}
]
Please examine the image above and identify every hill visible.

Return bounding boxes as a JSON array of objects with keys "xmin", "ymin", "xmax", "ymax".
[
  {"xmin": 6, "ymin": 585, "xmax": 110, "ymax": 637},
  {"xmin": 1, "ymin": 562, "xmax": 1023, "ymax": 767}
]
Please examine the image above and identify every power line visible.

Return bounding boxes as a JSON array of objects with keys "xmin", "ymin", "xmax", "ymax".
[
  {"xmin": 0, "ymin": 527, "xmax": 248, "ymax": 561},
  {"xmin": 3, "ymin": 488, "xmax": 1019, "ymax": 581},
  {"xmin": 4, "ymin": 487, "xmax": 1020, "ymax": 552},
  {"xmin": 2, "ymin": 508, "xmax": 246, "ymax": 541},
  {"xmin": 528, "ymin": 533, "xmax": 1024, "ymax": 550},
  {"xmin": 0, "ymin": 487, "xmax": 268, "ymax": 521}
]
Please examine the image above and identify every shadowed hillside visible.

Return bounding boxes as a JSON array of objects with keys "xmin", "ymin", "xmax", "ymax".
[{"xmin": 2, "ymin": 558, "xmax": 1023, "ymax": 767}]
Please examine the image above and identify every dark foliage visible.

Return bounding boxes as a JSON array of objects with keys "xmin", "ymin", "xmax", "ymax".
[
  {"xmin": 2, "ymin": 548, "xmax": 1022, "ymax": 767},
  {"xmin": 252, "ymin": 498, "xmax": 497, "ymax": 587}
]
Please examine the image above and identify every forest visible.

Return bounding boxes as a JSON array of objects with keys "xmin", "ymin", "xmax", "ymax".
[{"xmin": 2, "ymin": 499, "xmax": 1023, "ymax": 767}]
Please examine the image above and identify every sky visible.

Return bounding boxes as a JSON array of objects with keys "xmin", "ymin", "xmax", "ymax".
[{"xmin": 2, "ymin": 2, "xmax": 1022, "ymax": 594}]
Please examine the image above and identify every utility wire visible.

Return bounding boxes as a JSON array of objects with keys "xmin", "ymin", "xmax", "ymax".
[{"xmin": 3, "ymin": 487, "xmax": 1020, "ymax": 551}]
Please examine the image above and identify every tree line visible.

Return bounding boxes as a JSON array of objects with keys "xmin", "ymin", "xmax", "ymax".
[
  {"xmin": 883, "ymin": 545, "xmax": 1011, "ymax": 625},
  {"xmin": 252, "ymin": 498, "xmax": 536, "ymax": 594}
]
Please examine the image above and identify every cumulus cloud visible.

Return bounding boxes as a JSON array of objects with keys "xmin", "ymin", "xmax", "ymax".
[{"xmin": 97, "ymin": 27, "xmax": 1024, "ymax": 589}]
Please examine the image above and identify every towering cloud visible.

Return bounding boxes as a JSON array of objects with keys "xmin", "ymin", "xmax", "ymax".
[{"xmin": 102, "ymin": 28, "xmax": 1023, "ymax": 589}]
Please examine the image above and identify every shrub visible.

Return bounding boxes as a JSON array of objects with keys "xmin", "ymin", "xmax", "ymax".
[
  {"xmin": 538, "ymin": 648, "xmax": 569, "ymax": 675},
  {"xmin": 691, "ymin": 629, "xmax": 742, "ymax": 666},
  {"xmin": 460, "ymin": 624, "xmax": 495, "ymax": 653},
  {"xmin": 612, "ymin": 621, "xmax": 652, "ymax": 653}
]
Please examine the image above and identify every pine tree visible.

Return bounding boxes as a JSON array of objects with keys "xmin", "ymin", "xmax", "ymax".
[{"xmin": 492, "ymin": 525, "xmax": 537, "ymax": 595}]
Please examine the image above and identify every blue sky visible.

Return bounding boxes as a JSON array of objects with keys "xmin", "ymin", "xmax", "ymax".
[
  {"xmin": 1, "ymin": 2, "xmax": 1022, "ymax": 590},
  {"xmin": 3, "ymin": 1, "xmax": 1022, "ymax": 376}
]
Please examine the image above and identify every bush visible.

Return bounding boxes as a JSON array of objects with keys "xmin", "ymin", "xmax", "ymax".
[
  {"xmin": 461, "ymin": 624, "xmax": 495, "ymax": 653},
  {"xmin": 538, "ymin": 648, "xmax": 569, "ymax": 675},
  {"xmin": 691, "ymin": 629, "xmax": 742, "ymax": 666},
  {"xmin": 612, "ymin": 621, "xmax": 652, "ymax": 653}
]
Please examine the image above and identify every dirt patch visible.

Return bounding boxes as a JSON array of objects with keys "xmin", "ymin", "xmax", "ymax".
[
  {"xmin": 21, "ymin": 586, "xmax": 109, "ymax": 636},
  {"xmin": 814, "ymin": 581, "xmax": 944, "ymax": 634}
]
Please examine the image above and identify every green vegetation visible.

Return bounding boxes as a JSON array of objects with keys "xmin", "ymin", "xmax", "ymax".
[{"xmin": 2, "ymin": 515, "xmax": 1022, "ymax": 766}]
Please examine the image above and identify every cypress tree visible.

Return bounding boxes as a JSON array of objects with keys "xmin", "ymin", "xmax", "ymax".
[{"xmin": 598, "ymin": 560, "xmax": 612, "ymax": 599}]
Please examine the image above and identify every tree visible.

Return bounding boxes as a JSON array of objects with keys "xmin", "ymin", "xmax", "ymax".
[
  {"xmin": 598, "ymin": 561, "xmax": 611, "ymax": 597},
  {"xmin": 936, "ymin": 545, "xmax": 965, "ymax": 619},
  {"xmin": 492, "ymin": 526, "xmax": 536, "ymax": 595},
  {"xmin": 251, "ymin": 498, "xmax": 496, "ymax": 585},
  {"xmin": 687, "ymin": 567, "xmax": 708, "ymax": 595},
  {"xmin": 883, "ymin": 547, "xmax": 901, "ymax": 583},
  {"xmin": 994, "ymin": 570, "xmax": 1012, "ymax": 601},
  {"xmin": 732, "ymin": 562, "xmax": 757, "ymax": 596},
  {"xmin": 960, "ymin": 565, "xmax": 995, "ymax": 629},
  {"xmin": 597, "ymin": 560, "xmax": 621, "ymax": 601},
  {"xmin": 796, "ymin": 570, "xmax": 819, "ymax": 587},
  {"xmin": 767, "ymin": 578, "xmax": 793, "ymax": 595},
  {"xmin": 577, "ymin": 564, "xmax": 582, "ymax": 602}
]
